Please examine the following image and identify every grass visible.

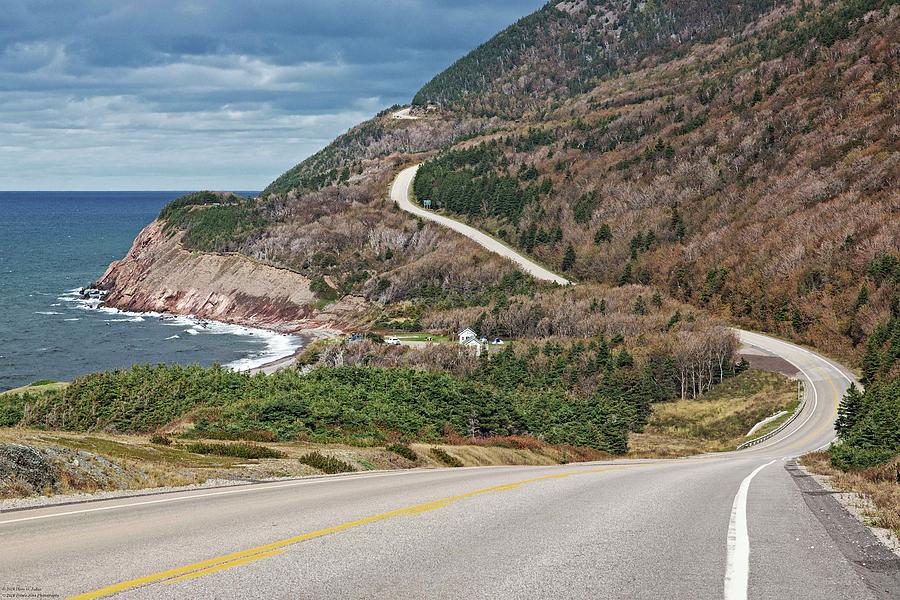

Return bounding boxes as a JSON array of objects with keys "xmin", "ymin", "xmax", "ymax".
[
  {"xmin": 744, "ymin": 398, "xmax": 800, "ymax": 440},
  {"xmin": 43, "ymin": 435, "xmax": 237, "ymax": 468},
  {"xmin": 0, "ymin": 428, "xmax": 605, "ymax": 500},
  {"xmin": 184, "ymin": 442, "xmax": 285, "ymax": 460},
  {"xmin": 394, "ymin": 333, "xmax": 450, "ymax": 342},
  {"xmin": 430, "ymin": 447, "xmax": 463, "ymax": 467},
  {"xmin": 0, "ymin": 381, "xmax": 69, "ymax": 396},
  {"xmin": 802, "ymin": 451, "xmax": 900, "ymax": 540},
  {"xmin": 629, "ymin": 369, "xmax": 797, "ymax": 457},
  {"xmin": 298, "ymin": 452, "xmax": 356, "ymax": 474},
  {"xmin": 386, "ymin": 443, "xmax": 418, "ymax": 461}
]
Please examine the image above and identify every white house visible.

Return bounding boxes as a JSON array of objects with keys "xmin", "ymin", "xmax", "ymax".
[
  {"xmin": 458, "ymin": 327, "xmax": 478, "ymax": 345},
  {"xmin": 464, "ymin": 338, "xmax": 483, "ymax": 356}
]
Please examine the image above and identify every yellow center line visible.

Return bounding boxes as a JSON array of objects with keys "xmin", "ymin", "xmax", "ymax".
[
  {"xmin": 68, "ymin": 465, "xmax": 642, "ymax": 599},
  {"xmin": 165, "ymin": 549, "xmax": 286, "ymax": 584},
  {"xmin": 785, "ymin": 374, "xmax": 843, "ymax": 452}
]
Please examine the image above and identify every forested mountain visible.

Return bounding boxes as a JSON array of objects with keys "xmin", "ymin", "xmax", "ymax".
[
  {"xmin": 413, "ymin": 0, "xmax": 779, "ymax": 117},
  {"xmin": 410, "ymin": 0, "xmax": 899, "ymax": 360},
  {"xmin": 129, "ymin": 0, "xmax": 897, "ymax": 364}
]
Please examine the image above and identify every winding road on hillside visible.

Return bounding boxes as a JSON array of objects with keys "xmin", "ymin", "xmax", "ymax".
[
  {"xmin": 392, "ymin": 165, "xmax": 571, "ymax": 285},
  {"xmin": 0, "ymin": 170, "xmax": 895, "ymax": 599}
]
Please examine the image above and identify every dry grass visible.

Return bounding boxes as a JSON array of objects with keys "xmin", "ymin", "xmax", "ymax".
[
  {"xmin": 0, "ymin": 427, "xmax": 603, "ymax": 500},
  {"xmin": 0, "ymin": 381, "xmax": 69, "ymax": 396},
  {"xmin": 630, "ymin": 369, "xmax": 797, "ymax": 457},
  {"xmin": 802, "ymin": 451, "xmax": 900, "ymax": 541}
]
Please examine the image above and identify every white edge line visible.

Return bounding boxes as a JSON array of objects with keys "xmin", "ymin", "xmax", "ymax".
[
  {"xmin": 724, "ymin": 459, "xmax": 776, "ymax": 600},
  {"xmin": 0, "ymin": 459, "xmax": 644, "ymax": 526},
  {"xmin": 0, "ymin": 471, "xmax": 412, "ymax": 525},
  {"xmin": 736, "ymin": 337, "xmax": 819, "ymax": 453}
]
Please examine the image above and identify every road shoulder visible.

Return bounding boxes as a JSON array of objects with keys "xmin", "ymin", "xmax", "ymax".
[{"xmin": 787, "ymin": 460, "xmax": 900, "ymax": 599}]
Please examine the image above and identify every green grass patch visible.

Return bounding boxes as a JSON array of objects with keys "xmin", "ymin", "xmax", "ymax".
[
  {"xmin": 746, "ymin": 398, "xmax": 800, "ymax": 439},
  {"xmin": 1, "ymin": 381, "xmax": 68, "ymax": 397},
  {"xmin": 386, "ymin": 443, "xmax": 418, "ymax": 461},
  {"xmin": 184, "ymin": 442, "xmax": 285, "ymax": 459},
  {"xmin": 431, "ymin": 448, "xmax": 463, "ymax": 467},
  {"xmin": 394, "ymin": 333, "xmax": 449, "ymax": 342},
  {"xmin": 45, "ymin": 436, "xmax": 234, "ymax": 468},
  {"xmin": 298, "ymin": 452, "xmax": 356, "ymax": 474}
]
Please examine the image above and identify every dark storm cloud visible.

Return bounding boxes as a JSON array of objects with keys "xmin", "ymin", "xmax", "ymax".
[{"xmin": 0, "ymin": 0, "xmax": 547, "ymax": 190}]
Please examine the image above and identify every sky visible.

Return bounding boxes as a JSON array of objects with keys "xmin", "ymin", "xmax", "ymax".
[{"xmin": 0, "ymin": 0, "xmax": 546, "ymax": 191}]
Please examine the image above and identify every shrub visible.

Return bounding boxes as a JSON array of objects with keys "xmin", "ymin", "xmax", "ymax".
[
  {"xmin": 431, "ymin": 448, "xmax": 463, "ymax": 467},
  {"xmin": 386, "ymin": 443, "xmax": 418, "ymax": 461},
  {"xmin": 0, "ymin": 394, "xmax": 26, "ymax": 427},
  {"xmin": 185, "ymin": 442, "xmax": 284, "ymax": 459},
  {"xmin": 181, "ymin": 428, "xmax": 277, "ymax": 443},
  {"xmin": 298, "ymin": 452, "xmax": 356, "ymax": 474},
  {"xmin": 149, "ymin": 434, "xmax": 172, "ymax": 446}
]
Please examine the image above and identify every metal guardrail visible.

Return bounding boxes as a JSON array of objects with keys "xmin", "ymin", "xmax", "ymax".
[{"xmin": 737, "ymin": 380, "xmax": 806, "ymax": 450}]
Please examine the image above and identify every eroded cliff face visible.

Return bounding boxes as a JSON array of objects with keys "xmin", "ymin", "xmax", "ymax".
[{"xmin": 95, "ymin": 221, "xmax": 363, "ymax": 333}]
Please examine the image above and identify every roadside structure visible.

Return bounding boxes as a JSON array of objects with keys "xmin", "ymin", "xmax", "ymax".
[
  {"xmin": 458, "ymin": 327, "xmax": 478, "ymax": 345},
  {"xmin": 464, "ymin": 338, "xmax": 483, "ymax": 356}
]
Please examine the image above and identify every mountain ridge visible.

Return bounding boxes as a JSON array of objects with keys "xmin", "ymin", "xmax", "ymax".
[{"xmin": 98, "ymin": 0, "xmax": 898, "ymax": 364}]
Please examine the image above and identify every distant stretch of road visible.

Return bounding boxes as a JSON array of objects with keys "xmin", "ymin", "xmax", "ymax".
[
  {"xmin": 0, "ymin": 170, "xmax": 888, "ymax": 599},
  {"xmin": 2, "ymin": 331, "xmax": 882, "ymax": 598},
  {"xmin": 391, "ymin": 165, "xmax": 571, "ymax": 285}
]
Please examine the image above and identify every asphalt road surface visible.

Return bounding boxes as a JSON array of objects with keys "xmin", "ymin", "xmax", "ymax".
[
  {"xmin": 391, "ymin": 165, "xmax": 571, "ymax": 285},
  {"xmin": 2, "ymin": 329, "xmax": 885, "ymax": 599},
  {"xmin": 0, "ymin": 173, "xmax": 887, "ymax": 598}
]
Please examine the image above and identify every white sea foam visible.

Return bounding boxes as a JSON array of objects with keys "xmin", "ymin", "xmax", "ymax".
[
  {"xmin": 35, "ymin": 311, "xmax": 62, "ymax": 315},
  {"xmin": 57, "ymin": 287, "xmax": 304, "ymax": 372},
  {"xmin": 64, "ymin": 318, "xmax": 80, "ymax": 322},
  {"xmin": 165, "ymin": 335, "xmax": 180, "ymax": 340}
]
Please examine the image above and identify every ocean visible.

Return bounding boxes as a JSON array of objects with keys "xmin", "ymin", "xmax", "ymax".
[{"xmin": 0, "ymin": 191, "xmax": 302, "ymax": 392}]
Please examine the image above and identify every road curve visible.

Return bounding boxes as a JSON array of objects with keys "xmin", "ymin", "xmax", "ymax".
[
  {"xmin": 0, "ymin": 170, "xmax": 881, "ymax": 598},
  {"xmin": 0, "ymin": 330, "xmax": 879, "ymax": 600},
  {"xmin": 392, "ymin": 165, "xmax": 571, "ymax": 285}
]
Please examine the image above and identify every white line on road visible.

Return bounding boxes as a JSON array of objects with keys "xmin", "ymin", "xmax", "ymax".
[
  {"xmin": 0, "ymin": 469, "xmax": 469, "ymax": 526},
  {"xmin": 724, "ymin": 459, "xmax": 776, "ymax": 600}
]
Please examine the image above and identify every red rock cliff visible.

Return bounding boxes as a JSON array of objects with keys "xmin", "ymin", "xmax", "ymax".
[{"xmin": 95, "ymin": 221, "xmax": 363, "ymax": 333}]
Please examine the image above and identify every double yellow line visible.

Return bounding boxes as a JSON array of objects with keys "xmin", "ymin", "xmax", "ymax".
[{"xmin": 70, "ymin": 465, "xmax": 636, "ymax": 599}]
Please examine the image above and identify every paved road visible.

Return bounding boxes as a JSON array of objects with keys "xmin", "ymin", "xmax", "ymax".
[
  {"xmin": 2, "ymin": 329, "xmax": 883, "ymax": 599},
  {"xmin": 391, "ymin": 165, "xmax": 571, "ymax": 285}
]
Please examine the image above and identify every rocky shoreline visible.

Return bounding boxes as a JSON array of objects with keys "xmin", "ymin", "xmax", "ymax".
[{"xmin": 92, "ymin": 220, "xmax": 366, "ymax": 336}]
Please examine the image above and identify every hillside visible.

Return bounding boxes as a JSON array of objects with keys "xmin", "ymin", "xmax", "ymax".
[
  {"xmin": 410, "ymin": 0, "xmax": 899, "ymax": 360},
  {"xmin": 413, "ymin": 0, "xmax": 779, "ymax": 117},
  {"xmin": 95, "ymin": 0, "xmax": 899, "ymax": 365}
]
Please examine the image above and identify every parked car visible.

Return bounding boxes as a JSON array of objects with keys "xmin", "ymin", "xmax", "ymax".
[
  {"xmin": 385, "ymin": 336, "xmax": 401, "ymax": 345},
  {"xmin": 492, "ymin": 338, "xmax": 504, "ymax": 345}
]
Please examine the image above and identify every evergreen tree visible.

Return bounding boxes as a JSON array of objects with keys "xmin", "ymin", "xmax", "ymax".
[
  {"xmin": 616, "ymin": 349, "xmax": 634, "ymax": 368},
  {"xmin": 670, "ymin": 204, "xmax": 686, "ymax": 241},
  {"xmin": 860, "ymin": 339, "xmax": 881, "ymax": 384},
  {"xmin": 561, "ymin": 244, "xmax": 577, "ymax": 271},
  {"xmin": 633, "ymin": 295, "xmax": 647, "ymax": 315},
  {"xmin": 666, "ymin": 311, "xmax": 681, "ymax": 331},
  {"xmin": 651, "ymin": 291, "xmax": 663, "ymax": 308},
  {"xmin": 835, "ymin": 384, "xmax": 864, "ymax": 438},
  {"xmin": 618, "ymin": 262, "xmax": 633, "ymax": 286},
  {"xmin": 854, "ymin": 284, "xmax": 870, "ymax": 310},
  {"xmin": 594, "ymin": 223, "xmax": 612, "ymax": 244}
]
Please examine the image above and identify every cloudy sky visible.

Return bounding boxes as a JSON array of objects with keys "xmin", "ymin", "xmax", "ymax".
[{"xmin": 1, "ymin": 1, "xmax": 545, "ymax": 190}]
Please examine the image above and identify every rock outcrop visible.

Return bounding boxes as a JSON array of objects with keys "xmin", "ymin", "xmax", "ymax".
[{"xmin": 95, "ymin": 220, "xmax": 362, "ymax": 333}]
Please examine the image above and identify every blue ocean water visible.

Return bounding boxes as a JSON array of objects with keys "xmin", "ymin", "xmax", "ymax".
[{"xmin": 0, "ymin": 191, "xmax": 301, "ymax": 392}]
